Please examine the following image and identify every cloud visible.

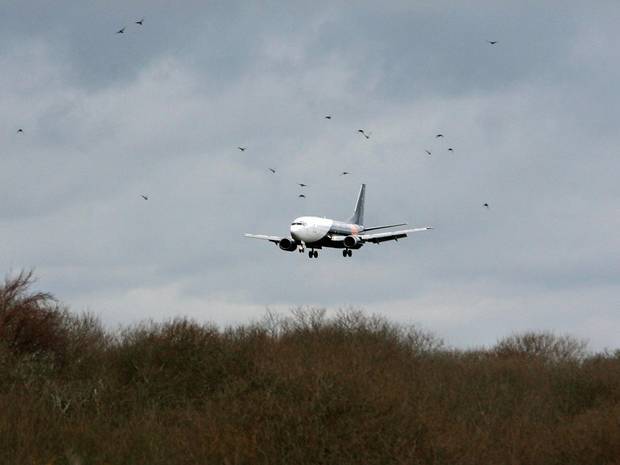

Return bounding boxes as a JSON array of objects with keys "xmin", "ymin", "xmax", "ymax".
[{"xmin": 0, "ymin": 1, "xmax": 618, "ymax": 350}]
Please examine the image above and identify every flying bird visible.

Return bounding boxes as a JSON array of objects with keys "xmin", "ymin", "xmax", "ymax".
[
  {"xmin": 487, "ymin": 40, "xmax": 498, "ymax": 45},
  {"xmin": 298, "ymin": 183, "xmax": 308, "ymax": 187},
  {"xmin": 340, "ymin": 171, "xmax": 350, "ymax": 176},
  {"xmin": 324, "ymin": 115, "xmax": 332, "ymax": 119},
  {"xmin": 298, "ymin": 194, "xmax": 306, "ymax": 198},
  {"xmin": 425, "ymin": 150, "xmax": 432, "ymax": 156},
  {"xmin": 357, "ymin": 129, "xmax": 370, "ymax": 139},
  {"xmin": 448, "ymin": 148, "xmax": 454, "ymax": 152},
  {"xmin": 268, "ymin": 168, "xmax": 276, "ymax": 174},
  {"xmin": 116, "ymin": 27, "xmax": 126, "ymax": 34},
  {"xmin": 16, "ymin": 128, "xmax": 23, "ymax": 134},
  {"xmin": 237, "ymin": 147, "xmax": 246, "ymax": 151},
  {"xmin": 435, "ymin": 134, "xmax": 444, "ymax": 138},
  {"xmin": 135, "ymin": 18, "xmax": 144, "ymax": 25},
  {"xmin": 483, "ymin": 203, "xmax": 490, "ymax": 209},
  {"xmin": 141, "ymin": 195, "xmax": 149, "ymax": 200}
]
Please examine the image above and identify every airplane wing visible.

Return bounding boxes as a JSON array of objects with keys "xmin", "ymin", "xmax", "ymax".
[
  {"xmin": 244, "ymin": 234, "xmax": 283, "ymax": 244},
  {"xmin": 359, "ymin": 227, "xmax": 432, "ymax": 244}
]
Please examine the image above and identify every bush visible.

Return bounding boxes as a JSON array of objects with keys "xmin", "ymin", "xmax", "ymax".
[
  {"xmin": 494, "ymin": 331, "xmax": 588, "ymax": 363},
  {"xmin": 1, "ymin": 272, "xmax": 619, "ymax": 465},
  {"xmin": 0, "ymin": 271, "xmax": 68, "ymax": 361}
]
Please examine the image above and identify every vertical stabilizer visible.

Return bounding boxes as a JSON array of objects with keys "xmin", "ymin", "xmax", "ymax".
[{"xmin": 348, "ymin": 184, "xmax": 365, "ymax": 226}]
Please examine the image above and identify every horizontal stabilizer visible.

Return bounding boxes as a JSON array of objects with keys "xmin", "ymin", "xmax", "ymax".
[
  {"xmin": 360, "ymin": 227, "xmax": 433, "ymax": 244},
  {"xmin": 363, "ymin": 223, "xmax": 407, "ymax": 232}
]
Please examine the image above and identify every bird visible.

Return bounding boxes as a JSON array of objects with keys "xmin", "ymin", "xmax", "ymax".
[
  {"xmin": 298, "ymin": 183, "xmax": 308, "ymax": 187},
  {"xmin": 298, "ymin": 194, "xmax": 306, "ymax": 198},
  {"xmin": 487, "ymin": 40, "xmax": 498, "ymax": 45},
  {"xmin": 237, "ymin": 147, "xmax": 246, "ymax": 151},
  {"xmin": 141, "ymin": 195, "xmax": 149, "ymax": 200},
  {"xmin": 324, "ymin": 115, "xmax": 332, "ymax": 119},
  {"xmin": 448, "ymin": 148, "xmax": 454, "ymax": 152},
  {"xmin": 116, "ymin": 27, "xmax": 126, "ymax": 34},
  {"xmin": 268, "ymin": 168, "xmax": 276, "ymax": 174},
  {"xmin": 16, "ymin": 128, "xmax": 23, "ymax": 134},
  {"xmin": 357, "ymin": 129, "xmax": 370, "ymax": 139},
  {"xmin": 135, "ymin": 18, "xmax": 144, "ymax": 25},
  {"xmin": 340, "ymin": 171, "xmax": 350, "ymax": 176},
  {"xmin": 435, "ymin": 134, "xmax": 444, "ymax": 138},
  {"xmin": 425, "ymin": 150, "xmax": 432, "ymax": 156},
  {"xmin": 483, "ymin": 203, "xmax": 490, "ymax": 209}
]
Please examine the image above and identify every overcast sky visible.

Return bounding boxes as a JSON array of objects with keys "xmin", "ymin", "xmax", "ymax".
[{"xmin": 1, "ymin": 1, "xmax": 619, "ymax": 350}]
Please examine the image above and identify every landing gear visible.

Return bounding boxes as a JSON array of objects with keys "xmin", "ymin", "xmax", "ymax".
[
  {"xmin": 343, "ymin": 249, "xmax": 352, "ymax": 257},
  {"xmin": 308, "ymin": 250, "xmax": 318, "ymax": 258}
]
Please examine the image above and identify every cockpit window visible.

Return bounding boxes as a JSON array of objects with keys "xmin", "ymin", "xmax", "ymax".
[{"xmin": 291, "ymin": 222, "xmax": 304, "ymax": 226}]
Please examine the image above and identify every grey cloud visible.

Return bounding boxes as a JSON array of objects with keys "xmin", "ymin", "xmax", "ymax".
[{"xmin": 1, "ymin": 1, "xmax": 618, "ymax": 350}]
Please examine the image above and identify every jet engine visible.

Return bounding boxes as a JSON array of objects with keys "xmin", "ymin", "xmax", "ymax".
[
  {"xmin": 278, "ymin": 238, "xmax": 298, "ymax": 252},
  {"xmin": 343, "ymin": 235, "xmax": 362, "ymax": 249}
]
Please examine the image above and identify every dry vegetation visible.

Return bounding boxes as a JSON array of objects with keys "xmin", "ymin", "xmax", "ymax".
[{"xmin": 1, "ymin": 272, "xmax": 620, "ymax": 465}]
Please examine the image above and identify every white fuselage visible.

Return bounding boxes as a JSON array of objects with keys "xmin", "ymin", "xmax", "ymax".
[
  {"xmin": 290, "ymin": 216, "xmax": 333, "ymax": 243},
  {"xmin": 290, "ymin": 216, "xmax": 363, "ymax": 247}
]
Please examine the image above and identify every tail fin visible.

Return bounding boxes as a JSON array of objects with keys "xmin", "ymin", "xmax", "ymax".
[{"xmin": 348, "ymin": 184, "xmax": 365, "ymax": 226}]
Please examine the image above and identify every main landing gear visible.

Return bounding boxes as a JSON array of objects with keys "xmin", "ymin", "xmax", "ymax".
[
  {"xmin": 342, "ymin": 249, "xmax": 352, "ymax": 257},
  {"xmin": 308, "ymin": 250, "xmax": 318, "ymax": 258}
]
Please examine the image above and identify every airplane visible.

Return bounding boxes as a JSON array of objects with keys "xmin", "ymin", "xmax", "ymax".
[{"xmin": 245, "ymin": 184, "xmax": 432, "ymax": 258}]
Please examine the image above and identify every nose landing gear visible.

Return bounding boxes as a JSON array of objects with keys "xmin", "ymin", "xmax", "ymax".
[{"xmin": 308, "ymin": 250, "xmax": 318, "ymax": 259}]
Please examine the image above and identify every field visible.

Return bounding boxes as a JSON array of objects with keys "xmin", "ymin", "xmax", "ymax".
[{"xmin": 1, "ymin": 272, "xmax": 619, "ymax": 464}]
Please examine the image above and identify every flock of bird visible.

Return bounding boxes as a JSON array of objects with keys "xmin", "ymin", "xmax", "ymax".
[
  {"xmin": 116, "ymin": 18, "xmax": 144, "ymax": 34},
  {"xmin": 236, "ymin": 118, "xmax": 487, "ymax": 207},
  {"xmin": 424, "ymin": 134, "xmax": 455, "ymax": 157},
  {"xmin": 235, "ymin": 120, "xmax": 369, "ymax": 198},
  {"xmin": 13, "ymin": 21, "xmax": 498, "ymax": 211},
  {"xmin": 231, "ymin": 41, "xmax": 499, "ymax": 207},
  {"xmin": 240, "ymin": 123, "xmax": 365, "ymax": 198}
]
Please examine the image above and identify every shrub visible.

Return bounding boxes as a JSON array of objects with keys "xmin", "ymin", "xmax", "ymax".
[
  {"xmin": 494, "ymin": 331, "xmax": 588, "ymax": 363},
  {"xmin": 0, "ymin": 271, "xmax": 68, "ymax": 361},
  {"xmin": 1, "ymin": 272, "xmax": 619, "ymax": 465}
]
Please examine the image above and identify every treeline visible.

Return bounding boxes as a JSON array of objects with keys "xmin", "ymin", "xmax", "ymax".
[{"xmin": 1, "ymin": 272, "xmax": 619, "ymax": 465}]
